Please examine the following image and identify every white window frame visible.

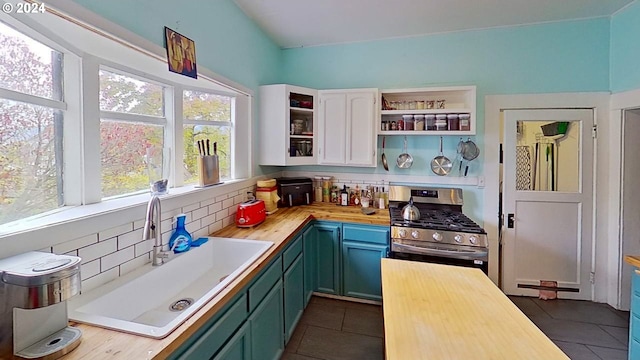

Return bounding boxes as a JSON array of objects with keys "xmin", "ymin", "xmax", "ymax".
[
  {"xmin": 181, "ymin": 85, "xmax": 236, "ymax": 185},
  {"xmin": 0, "ymin": 5, "xmax": 253, "ymax": 238}
]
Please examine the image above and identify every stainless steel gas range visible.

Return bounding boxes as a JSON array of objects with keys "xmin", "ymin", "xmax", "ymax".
[{"xmin": 388, "ymin": 185, "xmax": 489, "ymax": 274}]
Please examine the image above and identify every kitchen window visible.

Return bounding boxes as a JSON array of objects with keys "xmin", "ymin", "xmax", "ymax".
[
  {"xmin": 182, "ymin": 90, "xmax": 233, "ymax": 183},
  {"xmin": 99, "ymin": 69, "xmax": 167, "ymax": 198},
  {"xmin": 0, "ymin": 21, "xmax": 65, "ymax": 226}
]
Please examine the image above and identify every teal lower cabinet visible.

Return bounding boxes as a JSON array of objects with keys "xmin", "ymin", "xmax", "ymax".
[
  {"xmin": 302, "ymin": 225, "xmax": 317, "ymax": 306},
  {"xmin": 283, "ymin": 254, "xmax": 304, "ymax": 343},
  {"xmin": 342, "ymin": 241, "xmax": 388, "ymax": 301},
  {"xmin": 249, "ymin": 279, "xmax": 284, "ymax": 360},
  {"xmin": 630, "ymin": 268, "xmax": 640, "ymax": 360},
  {"xmin": 173, "ymin": 293, "xmax": 248, "ymax": 360},
  {"xmin": 314, "ymin": 222, "xmax": 341, "ymax": 295},
  {"xmin": 213, "ymin": 322, "xmax": 251, "ymax": 360},
  {"xmin": 341, "ymin": 224, "xmax": 390, "ymax": 301}
]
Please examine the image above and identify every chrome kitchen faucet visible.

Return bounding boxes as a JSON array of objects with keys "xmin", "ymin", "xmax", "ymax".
[{"xmin": 143, "ymin": 195, "xmax": 172, "ymax": 266}]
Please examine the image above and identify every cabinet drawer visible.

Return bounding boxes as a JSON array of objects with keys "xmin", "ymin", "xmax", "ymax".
[
  {"xmin": 248, "ymin": 256, "xmax": 282, "ymax": 312},
  {"xmin": 632, "ymin": 314, "xmax": 640, "ymax": 342},
  {"xmin": 343, "ymin": 224, "xmax": 389, "ymax": 245},
  {"xmin": 177, "ymin": 294, "xmax": 247, "ymax": 360},
  {"xmin": 631, "ymin": 337, "xmax": 640, "ymax": 360},
  {"xmin": 283, "ymin": 235, "xmax": 303, "ymax": 271}
]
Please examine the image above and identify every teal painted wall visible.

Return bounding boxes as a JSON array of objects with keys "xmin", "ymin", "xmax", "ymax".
[
  {"xmin": 611, "ymin": 1, "xmax": 640, "ymax": 93},
  {"xmin": 71, "ymin": 0, "xmax": 283, "ymax": 175},
  {"xmin": 281, "ymin": 18, "xmax": 610, "ymax": 175}
]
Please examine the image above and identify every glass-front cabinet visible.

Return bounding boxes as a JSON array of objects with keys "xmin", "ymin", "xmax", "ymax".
[{"xmin": 259, "ymin": 84, "xmax": 317, "ymax": 166}]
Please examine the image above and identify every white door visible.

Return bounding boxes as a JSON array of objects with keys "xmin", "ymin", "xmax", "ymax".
[{"xmin": 502, "ymin": 109, "xmax": 594, "ymax": 300}]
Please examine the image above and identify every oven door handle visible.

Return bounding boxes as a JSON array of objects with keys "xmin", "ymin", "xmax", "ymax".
[{"xmin": 393, "ymin": 243, "xmax": 488, "ymax": 259}]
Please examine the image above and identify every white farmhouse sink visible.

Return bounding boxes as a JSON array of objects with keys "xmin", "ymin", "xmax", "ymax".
[{"xmin": 68, "ymin": 237, "xmax": 273, "ymax": 338}]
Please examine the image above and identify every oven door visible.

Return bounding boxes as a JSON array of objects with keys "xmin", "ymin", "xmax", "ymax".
[{"xmin": 391, "ymin": 239, "xmax": 488, "ymax": 273}]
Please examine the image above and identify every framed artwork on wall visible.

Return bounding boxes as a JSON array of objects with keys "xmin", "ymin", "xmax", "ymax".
[{"xmin": 164, "ymin": 27, "xmax": 197, "ymax": 79}]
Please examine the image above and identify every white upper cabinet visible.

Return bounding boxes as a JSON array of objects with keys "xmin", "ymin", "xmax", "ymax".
[
  {"xmin": 318, "ymin": 89, "xmax": 378, "ymax": 167},
  {"xmin": 259, "ymin": 84, "xmax": 318, "ymax": 166}
]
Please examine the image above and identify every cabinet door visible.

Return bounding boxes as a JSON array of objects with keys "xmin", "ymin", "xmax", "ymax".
[
  {"xmin": 213, "ymin": 322, "xmax": 251, "ymax": 360},
  {"xmin": 303, "ymin": 225, "xmax": 317, "ymax": 306},
  {"xmin": 318, "ymin": 93, "xmax": 346, "ymax": 164},
  {"xmin": 342, "ymin": 241, "xmax": 388, "ymax": 301},
  {"xmin": 346, "ymin": 91, "xmax": 377, "ymax": 166},
  {"xmin": 250, "ymin": 279, "xmax": 284, "ymax": 360},
  {"xmin": 283, "ymin": 254, "xmax": 304, "ymax": 343},
  {"xmin": 314, "ymin": 222, "xmax": 341, "ymax": 295}
]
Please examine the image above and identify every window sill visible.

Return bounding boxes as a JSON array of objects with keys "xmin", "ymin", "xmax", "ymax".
[{"xmin": 0, "ymin": 179, "xmax": 246, "ymax": 239}]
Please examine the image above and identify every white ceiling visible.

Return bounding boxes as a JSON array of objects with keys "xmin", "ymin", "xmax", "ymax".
[{"xmin": 234, "ymin": 0, "xmax": 633, "ymax": 48}]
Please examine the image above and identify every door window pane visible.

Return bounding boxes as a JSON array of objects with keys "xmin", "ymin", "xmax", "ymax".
[
  {"xmin": 515, "ymin": 120, "xmax": 580, "ymax": 192},
  {"xmin": 100, "ymin": 120, "xmax": 163, "ymax": 198},
  {"xmin": 183, "ymin": 125, "xmax": 231, "ymax": 183},
  {"xmin": 0, "ymin": 100, "xmax": 62, "ymax": 225},
  {"xmin": 99, "ymin": 70, "xmax": 164, "ymax": 117},
  {"xmin": 0, "ymin": 22, "xmax": 62, "ymax": 100}
]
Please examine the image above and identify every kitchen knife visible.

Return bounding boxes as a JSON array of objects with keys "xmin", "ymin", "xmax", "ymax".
[
  {"xmin": 214, "ymin": 142, "xmax": 217, "ymax": 156},
  {"xmin": 206, "ymin": 139, "xmax": 210, "ymax": 156},
  {"xmin": 197, "ymin": 140, "xmax": 203, "ymax": 156}
]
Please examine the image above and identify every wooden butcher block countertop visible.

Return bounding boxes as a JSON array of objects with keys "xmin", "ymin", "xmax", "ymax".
[
  {"xmin": 625, "ymin": 255, "xmax": 640, "ymax": 268},
  {"xmin": 381, "ymin": 258, "xmax": 570, "ymax": 360},
  {"xmin": 62, "ymin": 203, "xmax": 388, "ymax": 359}
]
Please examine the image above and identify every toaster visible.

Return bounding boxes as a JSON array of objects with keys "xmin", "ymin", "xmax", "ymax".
[{"xmin": 235, "ymin": 199, "xmax": 266, "ymax": 227}]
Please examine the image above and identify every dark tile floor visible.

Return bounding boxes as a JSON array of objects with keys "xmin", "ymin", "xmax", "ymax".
[{"xmin": 281, "ymin": 295, "xmax": 630, "ymax": 360}]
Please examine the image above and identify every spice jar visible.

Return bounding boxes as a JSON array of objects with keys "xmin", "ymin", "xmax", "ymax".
[
  {"xmin": 397, "ymin": 119, "xmax": 404, "ymax": 131},
  {"xmin": 426, "ymin": 100, "xmax": 435, "ymax": 109},
  {"xmin": 413, "ymin": 115, "xmax": 425, "ymax": 131},
  {"xmin": 391, "ymin": 121, "xmax": 397, "ymax": 131},
  {"xmin": 447, "ymin": 114, "xmax": 460, "ymax": 131},
  {"xmin": 459, "ymin": 114, "xmax": 471, "ymax": 131},
  {"xmin": 416, "ymin": 101, "xmax": 425, "ymax": 110},
  {"xmin": 437, "ymin": 100, "xmax": 446, "ymax": 109}
]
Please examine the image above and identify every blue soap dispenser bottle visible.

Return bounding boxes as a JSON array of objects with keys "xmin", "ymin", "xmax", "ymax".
[{"xmin": 168, "ymin": 214, "xmax": 192, "ymax": 253}]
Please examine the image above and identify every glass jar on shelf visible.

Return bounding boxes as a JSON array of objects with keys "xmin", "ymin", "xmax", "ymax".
[
  {"xmin": 447, "ymin": 114, "xmax": 459, "ymax": 131},
  {"xmin": 459, "ymin": 114, "xmax": 471, "ymax": 131}
]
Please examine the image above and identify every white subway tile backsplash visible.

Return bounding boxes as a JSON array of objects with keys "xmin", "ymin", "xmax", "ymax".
[
  {"xmin": 208, "ymin": 202, "xmax": 222, "ymax": 214},
  {"xmin": 200, "ymin": 196, "xmax": 217, "ymax": 207},
  {"xmin": 192, "ymin": 207, "xmax": 208, "ymax": 221},
  {"xmin": 42, "ymin": 177, "xmax": 272, "ymax": 295},
  {"xmin": 53, "ymin": 233, "xmax": 98, "ymax": 254},
  {"xmin": 209, "ymin": 221, "xmax": 223, "ymax": 234},
  {"xmin": 182, "ymin": 203, "xmax": 200, "ymax": 213},
  {"xmin": 101, "ymin": 246, "xmax": 135, "ymax": 271},
  {"xmin": 222, "ymin": 198, "xmax": 234, "ymax": 209},
  {"xmin": 120, "ymin": 254, "xmax": 150, "ymax": 276},
  {"xmin": 135, "ymin": 239, "xmax": 153, "ymax": 257},
  {"xmin": 201, "ymin": 214, "xmax": 216, "ymax": 227},
  {"xmin": 215, "ymin": 208, "xmax": 229, "ymax": 222},
  {"xmin": 79, "ymin": 238, "xmax": 117, "ymax": 263},
  {"xmin": 99, "ymin": 223, "xmax": 133, "ymax": 241},
  {"xmin": 82, "ymin": 267, "xmax": 119, "ymax": 292},
  {"xmin": 118, "ymin": 229, "xmax": 143, "ymax": 250},
  {"xmin": 81, "ymin": 259, "xmax": 100, "ymax": 280}
]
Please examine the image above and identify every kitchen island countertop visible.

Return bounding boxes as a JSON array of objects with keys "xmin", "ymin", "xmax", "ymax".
[
  {"xmin": 381, "ymin": 258, "xmax": 569, "ymax": 360},
  {"xmin": 61, "ymin": 203, "xmax": 388, "ymax": 359}
]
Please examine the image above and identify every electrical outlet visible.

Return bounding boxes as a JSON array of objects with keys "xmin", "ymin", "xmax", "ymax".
[{"xmin": 477, "ymin": 176, "xmax": 485, "ymax": 188}]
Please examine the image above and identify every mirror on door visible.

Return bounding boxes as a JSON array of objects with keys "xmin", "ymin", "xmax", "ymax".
[{"xmin": 514, "ymin": 120, "xmax": 580, "ymax": 192}]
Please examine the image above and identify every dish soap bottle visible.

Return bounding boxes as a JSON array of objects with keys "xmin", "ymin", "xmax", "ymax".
[{"xmin": 168, "ymin": 214, "xmax": 192, "ymax": 253}]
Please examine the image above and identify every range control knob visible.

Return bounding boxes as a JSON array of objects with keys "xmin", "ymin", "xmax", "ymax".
[
  {"xmin": 398, "ymin": 229, "xmax": 407, "ymax": 238},
  {"xmin": 469, "ymin": 236, "xmax": 478, "ymax": 245},
  {"xmin": 454, "ymin": 234, "xmax": 463, "ymax": 243},
  {"xmin": 432, "ymin": 232, "xmax": 443, "ymax": 242},
  {"xmin": 411, "ymin": 230, "xmax": 420, "ymax": 239}
]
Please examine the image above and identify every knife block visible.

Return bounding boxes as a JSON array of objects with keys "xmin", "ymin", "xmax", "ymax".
[{"xmin": 196, "ymin": 155, "xmax": 221, "ymax": 187}]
